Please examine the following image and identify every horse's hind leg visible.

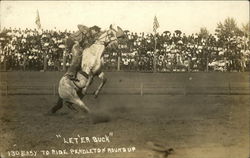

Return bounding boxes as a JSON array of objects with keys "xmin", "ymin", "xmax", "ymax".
[
  {"xmin": 51, "ymin": 97, "xmax": 63, "ymax": 113},
  {"xmin": 77, "ymin": 89, "xmax": 85, "ymax": 100},
  {"xmin": 70, "ymin": 97, "xmax": 90, "ymax": 114},
  {"xmin": 65, "ymin": 101, "xmax": 79, "ymax": 112}
]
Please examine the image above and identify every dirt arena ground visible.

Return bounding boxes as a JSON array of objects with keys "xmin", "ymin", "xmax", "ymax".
[
  {"xmin": 0, "ymin": 72, "xmax": 249, "ymax": 158},
  {"xmin": 0, "ymin": 94, "xmax": 249, "ymax": 158}
]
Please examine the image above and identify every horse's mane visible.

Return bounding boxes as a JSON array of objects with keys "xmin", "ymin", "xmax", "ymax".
[{"xmin": 96, "ymin": 31, "xmax": 107, "ymax": 40}]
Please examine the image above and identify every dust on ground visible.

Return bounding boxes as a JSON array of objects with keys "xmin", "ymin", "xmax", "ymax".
[{"xmin": 0, "ymin": 94, "xmax": 249, "ymax": 158}]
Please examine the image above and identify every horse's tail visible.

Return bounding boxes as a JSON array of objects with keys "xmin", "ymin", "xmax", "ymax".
[{"xmin": 51, "ymin": 97, "xmax": 63, "ymax": 114}]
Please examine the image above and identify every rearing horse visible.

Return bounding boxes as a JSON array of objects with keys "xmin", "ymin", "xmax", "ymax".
[{"xmin": 51, "ymin": 24, "xmax": 124, "ymax": 114}]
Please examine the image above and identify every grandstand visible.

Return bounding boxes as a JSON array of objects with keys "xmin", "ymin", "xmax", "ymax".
[{"xmin": 0, "ymin": 27, "xmax": 249, "ymax": 72}]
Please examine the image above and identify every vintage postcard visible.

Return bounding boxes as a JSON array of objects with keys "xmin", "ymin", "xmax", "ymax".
[{"xmin": 0, "ymin": 1, "xmax": 249, "ymax": 158}]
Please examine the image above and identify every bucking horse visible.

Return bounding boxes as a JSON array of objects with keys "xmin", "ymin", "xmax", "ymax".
[{"xmin": 50, "ymin": 24, "xmax": 124, "ymax": 114}]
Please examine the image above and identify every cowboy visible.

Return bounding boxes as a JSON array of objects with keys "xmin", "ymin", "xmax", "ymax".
[{"xmin": 65, "ymin": 25, "xmax": 101, "ymax": 81}]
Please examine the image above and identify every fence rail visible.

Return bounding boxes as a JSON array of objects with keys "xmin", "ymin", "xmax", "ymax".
[{"xmin": 0, "ymin": 82, "xmax": 249, "ymax": 96}]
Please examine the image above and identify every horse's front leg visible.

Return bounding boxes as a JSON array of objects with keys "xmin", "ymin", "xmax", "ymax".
[
  {"xmin": 94, "ymin": 72, "xmax": 107, "ymax": 98},
  {"xmin": 50, "ymin": 97, "xmax": 63, "ymax": 114}
]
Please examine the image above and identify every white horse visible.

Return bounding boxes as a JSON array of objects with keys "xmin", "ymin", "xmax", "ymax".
[{"xmin": 51, "ymin": 24, "xmax": 124, "ymax": 114}]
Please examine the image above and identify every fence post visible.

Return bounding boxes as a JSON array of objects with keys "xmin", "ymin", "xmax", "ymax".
[
  {"xmin": 43, "ymin": 52, "xmax": 47, "ymax": 72},
  {"xmin": 206, "ymin": 57, "xmax": 209, "ymax": 72},
  {"xmin": 4, "ymin": 59, "xmax": 7, "ymax": 71},
  {"xmin": 140, "ymin": 82, "xmax": 143, "ymax": 96},
  {"xmin": 153, "ymin": 54, "xmax": 157, "ymax": 73},
  {"xmin": 188, "ymin": 58, "xmax": 191, "ymax": 72},
  {"xmin": 117, "ymin": 56, "xmax": 121, "ymax": 71},
  {"xmin": 63, "ymin": 50, "xmax": 66, "ymax": 72},
  {"xmin": 241, "ymin": 59, "xmax": 245, "ymax": 72}
]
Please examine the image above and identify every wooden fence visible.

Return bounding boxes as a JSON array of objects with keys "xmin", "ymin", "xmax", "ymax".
[{"xmin": 0, "ymin": 81, "xmax": 249, "ymax": 96}]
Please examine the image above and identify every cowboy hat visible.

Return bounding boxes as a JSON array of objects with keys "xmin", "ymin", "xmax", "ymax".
[
  {"xmin": 90, "ymin": 25, "xmax": 101, "ymax": 32},
  {"xmin": 77, "ymin": 24, "xmax": 89, "ymax": 33}
]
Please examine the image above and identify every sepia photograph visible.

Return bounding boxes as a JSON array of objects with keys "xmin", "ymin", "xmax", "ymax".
[{"xmin": 0, "ymin": 1, "xmax": 249, "ymax": 158}]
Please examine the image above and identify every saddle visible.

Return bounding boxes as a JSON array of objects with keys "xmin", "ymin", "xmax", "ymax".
[
  {"xmin": 78, "ymin": 70, "xmax": 89, "ymax": 79},
  {"xmin": 69, "ymin": 70, "xmax": 90, "ymax": 91}
]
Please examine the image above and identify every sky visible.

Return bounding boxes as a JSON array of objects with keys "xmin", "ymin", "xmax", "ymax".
[{"xmin": 0, "ymin": 1, "xmax": 249, "ymax": 35}]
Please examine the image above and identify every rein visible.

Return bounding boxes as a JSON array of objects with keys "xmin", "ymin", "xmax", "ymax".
[{"xmin": 95, "ymin": 29, "xmax": 118, "ymax": 46}]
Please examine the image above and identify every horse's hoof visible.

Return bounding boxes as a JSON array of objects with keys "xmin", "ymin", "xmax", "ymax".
[
  {"xmin": 82, "ymin": 107, "xmax": 90, "ymax": 114},
  {"xmin": 94, "ymin": 91, "xmax": 99, "ymax": 98}
]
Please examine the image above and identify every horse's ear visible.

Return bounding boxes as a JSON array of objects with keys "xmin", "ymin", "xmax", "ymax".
[
  {"xmin": 116, "ymin": 26, "xmax": 125, "ymax": 38},
  {"xmin": 109, "ymin": 24, "xmax": 112, "ymax": 29},
  {"xmin": 117, "ymin": 26, "xmax": 122, "ymax": 31}
]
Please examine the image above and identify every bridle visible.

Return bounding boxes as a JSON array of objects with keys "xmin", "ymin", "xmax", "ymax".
[{"xmin": 95, "ymin": 28, "xmax": 119, "ymax": 46}]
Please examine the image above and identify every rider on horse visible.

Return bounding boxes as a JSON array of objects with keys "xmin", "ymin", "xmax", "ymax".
[{"xmin": 65, "ymin": 24, "xmax": 101, "ymax": 81}]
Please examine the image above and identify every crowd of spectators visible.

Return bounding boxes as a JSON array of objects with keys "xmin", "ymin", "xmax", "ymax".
[
  {"xmin": 104, "ymin": 31, "xmax": 250, "ymax": 72},
  {"xmin": 0, "ymin": 28, "xmax": 70, "ymax": 71},
  {"xmin": 0, "ymin": 27, "xmax": 249, "ymax": 72}
]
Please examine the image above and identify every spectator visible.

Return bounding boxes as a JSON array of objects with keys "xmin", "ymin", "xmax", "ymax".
[{"xmin": 0, "ymin": 27, "xmax": 249, "ymax": 72}]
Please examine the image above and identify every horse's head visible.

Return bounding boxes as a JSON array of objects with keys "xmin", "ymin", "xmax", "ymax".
[
  {"xmin": 109, "ymin": 24, "xmax": 125, "ymax": 38},
  {"xmin": 96, "ymin": 24, "xmax": 125, "ymax": 48}
]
